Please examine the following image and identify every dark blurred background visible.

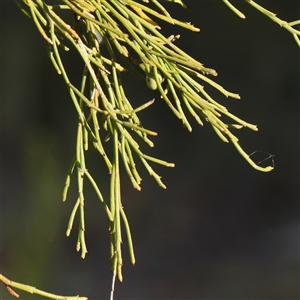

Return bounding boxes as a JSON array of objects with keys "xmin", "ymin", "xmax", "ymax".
[{"xmin": 1, "ymin": 1, "xmax": 299, "ymax": 299}]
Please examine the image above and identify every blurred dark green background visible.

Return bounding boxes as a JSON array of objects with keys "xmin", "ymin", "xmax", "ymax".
[{"xmin": 1, "ymin": 1, "xmax": 299, "ymax": 299}]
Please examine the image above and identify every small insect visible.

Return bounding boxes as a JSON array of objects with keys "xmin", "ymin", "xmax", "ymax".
[{"xmin": 6, "ymin": 285, "xmax": 19, "ymax": 298}]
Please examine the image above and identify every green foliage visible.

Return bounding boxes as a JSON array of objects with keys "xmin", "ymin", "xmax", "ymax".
[{"xmin": 2, "ymin": 0, "xmax": 299, "ymax": 299}]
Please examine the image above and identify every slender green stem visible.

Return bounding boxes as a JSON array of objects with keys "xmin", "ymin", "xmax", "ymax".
[
  {"xmin": 223, "ymin": 0, "xmax": 246, "ymax": 19},
  {"xmin": 0, "ymin": 274, "xmax": 87, "ymax": 300}
]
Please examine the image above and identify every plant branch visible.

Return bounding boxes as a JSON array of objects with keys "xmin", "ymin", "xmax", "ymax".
[
  {"xmin": 15, "ymin": 0, "xmax": 277, "ymax": 288},
  {"xmin": 224, "ymin": 0, "xmax": 300, "ymax": 47},
  {"xmin": 0, "ymin": 273, "xmax": 87, "ymax": 300}
]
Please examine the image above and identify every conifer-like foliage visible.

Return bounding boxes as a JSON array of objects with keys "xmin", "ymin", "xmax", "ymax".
[{"xmin": 2, "ymin": 1, "xmax": 299, "ymax": 299}]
